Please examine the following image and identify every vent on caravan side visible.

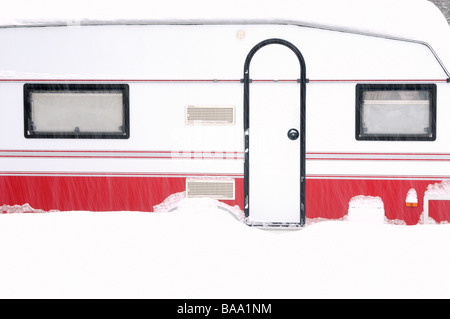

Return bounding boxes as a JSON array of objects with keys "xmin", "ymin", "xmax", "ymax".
[
  {"xmin": 186, "ymin": 179, "xmax": 235, "ymax": 200},
  {"xmin": 186, "ymin": 105, "xmax": 235, "ymax": 124}
]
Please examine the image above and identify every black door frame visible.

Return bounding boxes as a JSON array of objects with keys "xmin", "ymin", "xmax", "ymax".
[{"xmin": 243, "ymin": 38, "xmax": 307, "ymax": 226}]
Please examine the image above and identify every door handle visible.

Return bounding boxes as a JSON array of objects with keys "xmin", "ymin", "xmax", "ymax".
[{"xmin": 287, "ymin": 128, "xmax": 299, "ymax": 140}]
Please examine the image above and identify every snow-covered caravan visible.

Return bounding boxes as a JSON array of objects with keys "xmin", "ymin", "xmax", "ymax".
[{"xmin": 0, "ymin": 0, "xmax": 449, "ymax": 226}]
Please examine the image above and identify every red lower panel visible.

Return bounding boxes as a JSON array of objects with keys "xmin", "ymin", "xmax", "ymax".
[
  {"xmin": 428, "ymin": 200, "xmax": 450, "ymax": 223},
  {"xmin": 0, "ymin": 175, "xmax": 244, "ymax": 213},
  {"xmin": 305, "ymin": 178, "xmax": 436, "ymax": 225},
  {"xmin": 0, "ymin": 175, "xmax": 446, "ymax": 225}
]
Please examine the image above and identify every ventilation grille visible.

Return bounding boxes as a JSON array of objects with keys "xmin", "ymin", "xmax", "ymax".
[
  {"xmin": 186, "ymin": 179, "xmax": 235, "ymax": 200},
  {"xmin": 186, "ymin": 106, "xmax": 235, "ymax": 124}
]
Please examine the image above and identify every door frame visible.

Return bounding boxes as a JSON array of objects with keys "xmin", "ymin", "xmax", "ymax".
[{"xmin": 243, "ymin": 38, "xmax": 307, "ymax": 226}]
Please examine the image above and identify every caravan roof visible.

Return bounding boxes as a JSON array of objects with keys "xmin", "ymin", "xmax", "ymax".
[
  {"xmin": 0, "ymin": 0, "xmax": 446, "ymax": 37},
  {"xmin": 0, "ymin": 0, "xmax": 449, "ymax": 75}
]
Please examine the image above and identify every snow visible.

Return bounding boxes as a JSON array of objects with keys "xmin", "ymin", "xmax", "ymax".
[
  {"xmin": 1, "ymin": 201, "xmax": 450, "ymax": 298},
  {"xmin": 349, "ymin": 195, "xmax": 384, "ymax": 209},
  {"xmin": 0, "ymin": 0, "xmax": 446, "ymax": 41},
  {"xmin": 1, "ymin": 0, "xmax": 450, "ymax": 299},
  {"xmin": 425, "ymin": 179, "xmax": 450, "ymax": 196},
  {"xmin": 153, "ymin": 191, "xmax": 245, "ymax": 222},
  {"xmin": 347, "ymin": 195, "xmax": 385, "ymax": 224}
]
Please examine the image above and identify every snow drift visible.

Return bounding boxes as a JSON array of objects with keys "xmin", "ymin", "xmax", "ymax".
[{"xmin": 1, "ymin": 201, "xmax": 450, "ymax": 298}]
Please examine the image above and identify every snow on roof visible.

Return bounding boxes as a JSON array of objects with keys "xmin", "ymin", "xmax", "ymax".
[
  {"xmin": 1, "ymin": 0, "xmax": 449, "ymax": 69},
  {"xmin": 0, "ymin": 0, "xmax": 446, "ymax": 37}
]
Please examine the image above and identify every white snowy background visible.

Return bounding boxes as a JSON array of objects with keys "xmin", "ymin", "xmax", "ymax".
[
  {"xmin": 3, "ymin": 197, "xmax": 450, "ymax": 299},
  {"xmin": 1, "ymin": 0, "xmax": 450, "ymax": 299}
]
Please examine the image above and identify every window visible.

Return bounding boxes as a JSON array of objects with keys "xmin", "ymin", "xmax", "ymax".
[
  {"xmin": 24, "ymin": 84, "xmax": 129, "ymax": 139},
  {"xmin": 356, "ymin": 84, "xmax": 436, "ymax": 141}
]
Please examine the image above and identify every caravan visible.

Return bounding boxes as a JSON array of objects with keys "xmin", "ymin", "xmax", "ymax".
[{"xmin": 0, "ymin": 0, "xmax": 449, "ymax": 226}]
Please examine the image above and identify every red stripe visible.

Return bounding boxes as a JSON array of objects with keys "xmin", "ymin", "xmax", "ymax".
[
  {"xmin": 307, "ymin": 152, "xmax": 450, "ymax": 156},
  {"xmin": 308, "ymin": 79, "xmax": 448, "ymax": 83},
  {"xmin": 0, "ymin": 150, "xmax": 245, "ymax": 154},
  {"xmin": 306, "ymin": 174, "xmax": 450, "ymax": 179},
  {"xmin": 0, "ymin": 155, "xmax": 244, "ymax": 159},
  {"xmin": 0, "ymin": 79, "xmax": 242, "ymax": 83},
  {"xmin": 308, "ymin": 158, "xmax": 450, "ymax": 161},
  {"xmin": 251, "ymin": 80, "xmax": 298, "ymax": 82},
  {"xmin": 0, "ymin": 150, "xmax": 177, "ymax": 154},
  {"xmin": 307, "ymin": 152, "xmax": 450, "ymax": 161},
  {"xmin": 1, "ymin": 150, "xmax": 449, "ymax": 160},
  {"xmin": 0, "ymin": 150, "xmax": 244, "ymax": 159},
  {"xmin": 0, "ymin": 172, "xmax": 443, "ymax": 179},
  {"xmin": 0, "ymin": 171, "xmax": 243, "ymax": 177},
  {"xmin": 0, "ymin": 78, "xmax": 446, "ymax": 83}
]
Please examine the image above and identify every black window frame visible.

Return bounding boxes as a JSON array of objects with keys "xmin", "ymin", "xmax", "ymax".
[
  {"xmin": 355, "ymin": 83, "xmax": 437, "ymax": 141},
  {"xmin": 24, "ymin": 83, "xmax": 130, "ymax": 139}
]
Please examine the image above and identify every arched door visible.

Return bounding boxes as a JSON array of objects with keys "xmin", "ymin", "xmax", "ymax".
[{"xmin": 243, "ymin": 38, "xmax": 306, "ymax": 227}]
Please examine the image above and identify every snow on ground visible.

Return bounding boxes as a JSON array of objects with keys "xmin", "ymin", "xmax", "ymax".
[
  {"xmin": 1, "ymin": 200, "xmax": 450, "ymax": 298},
  {"xmin": 0, "ymin": 0, "xmax": 449, "ymax": 299}
]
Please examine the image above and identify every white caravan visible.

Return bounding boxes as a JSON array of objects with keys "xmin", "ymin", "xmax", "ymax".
[{"xmin": 0, "ymin": 0, "xmax": 449, "ymax": 226}]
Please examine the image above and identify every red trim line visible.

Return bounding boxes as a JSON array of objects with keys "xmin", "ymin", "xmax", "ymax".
[
  {"xmin": 307, "ymin": 158, "xmax": 450, "ymax": 161},
  {"xmin": 0, "ymin": 149, "xmax": 244, "ymax": 154},
  {"xmin": 0, "ymin": 171, "xmax": 244, "ymax": 177},
  {"xmin": 307, "ymin": 152, "xmax": 450, "ymax": 161},
  {"xmin": 306, "ymin": 174, "xmax": 450, "ymax": 180},
  {"xmin": 0, "ymin": 155, "xmax": 244, "ymax": 159},
  {"xmin": 0, "ymin": 149, "xmax": 169, "ymax": 153},
  {"xmin": 0, "ymin": 79, "xmax": 242, "ymax": 83},
  {"xmin": 308, "ymin": 79, "xmax": 448, "ymax": 83},
  {"xmin": 0, "ymin": 78, "xmax": 446, "ymax": 83},
  {"xmin": 0, "ymin": 171, "xmax": 447, "ymax": 180},
  {"xmin": 0, "ymin": 150, "xmax": 244, "ymax": 160},
  {"xmin": 307, "ymin": 152, "xmax": 450, "ymax": 156}
]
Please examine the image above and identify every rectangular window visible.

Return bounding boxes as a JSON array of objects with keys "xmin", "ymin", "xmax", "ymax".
[
  {"xmin": 356, "ymin": 84, "xmax": 436, "ymax": 141},
  {"xmin": 24, "ymin": 84, "xmax": 129, "ymax": 139}
]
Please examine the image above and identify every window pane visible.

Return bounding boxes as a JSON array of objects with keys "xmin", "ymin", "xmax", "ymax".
[
  {"xmin": 356, "ymin": 84, "xmax": 436, "ymax": 141},
  {"xmin": 24, "ymin": 84, "xmax": 129, "ymax": 139},
  {"xmin": 31, "ymin": 92, "xmax": 124, "ymax": 133},
  {"xmin": 361, "ymin": 90, "xmax": 431, "ymax": 135}
]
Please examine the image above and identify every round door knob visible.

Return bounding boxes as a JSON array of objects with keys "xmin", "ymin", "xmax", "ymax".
[{"xmin": 287, "ymin": 128, "xmax": 299, "ymax": 140}]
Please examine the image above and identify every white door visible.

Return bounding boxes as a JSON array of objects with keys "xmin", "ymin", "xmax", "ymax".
[{"xmin": 244, "ymin": 39, "xmax": 306, "ymax": 226}]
